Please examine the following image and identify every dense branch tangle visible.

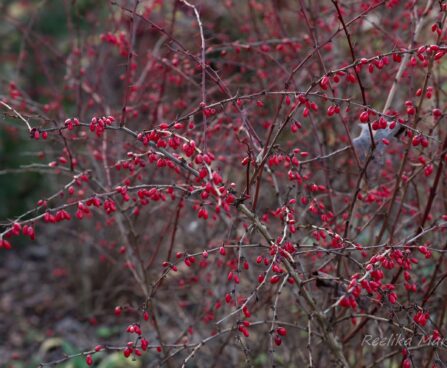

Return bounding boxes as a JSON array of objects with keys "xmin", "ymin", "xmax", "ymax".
[{"xmin": 1, "ymin": 1, "xmax": 447, "ymax": 367}]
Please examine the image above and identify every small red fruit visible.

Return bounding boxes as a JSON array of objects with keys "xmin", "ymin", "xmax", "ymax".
[
  {"xmin": 277, "ymin": 327, "xmax": 287, "ymax": 336},
  {"xmin": 114, "ymin": 306, "xmax": 122, "ymax": 316},
  {"xmin": 86, "ymin": 354, "xmax": 93, "ymax": 366}
]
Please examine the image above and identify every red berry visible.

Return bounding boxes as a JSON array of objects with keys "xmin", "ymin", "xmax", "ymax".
[
  {"xmin": 359, "ymin": 111, "xmax": 369, "ymax": 123},
  {"xmin": 114, "ymin": 306, "xmax": 122, "ymax": 316},
  {"xmin": 277, "ymin": 327, "xmax": 287, "ymax": 336},
  {"xmin": 86, "ymin": 354, "xmax": 93, "ymax": 366}
]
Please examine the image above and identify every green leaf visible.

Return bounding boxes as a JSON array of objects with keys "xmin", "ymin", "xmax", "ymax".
[
  {"xmin": 97, "ymin": 352, "xmax": 142, "ymax": 368},
  {"xmin": 96, "ymin": 326, "xmax": 121, "ymax": 339}
]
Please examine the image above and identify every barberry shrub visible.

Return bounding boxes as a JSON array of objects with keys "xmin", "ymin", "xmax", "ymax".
[{"xmin": 1, "ymin": 0, "xmax": 447, "ymax": 367}]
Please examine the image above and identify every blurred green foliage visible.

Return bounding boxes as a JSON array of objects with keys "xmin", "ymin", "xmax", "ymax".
[
  {"xmin": 0, "ymin": 0, "xmax": 106, "ymax": 224},
  {"xmin": 5, "ymin": 337, "xmax": 144, "ymax": 368},
  {"xmin": 0, "ymin": 126, "xmax": 43, "ymax": 222}
]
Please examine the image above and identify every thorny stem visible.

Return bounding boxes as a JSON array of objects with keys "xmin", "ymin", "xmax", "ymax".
[{"xmin": 179, "ymin": 0, "xmax": 207, "ymax": 151}]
